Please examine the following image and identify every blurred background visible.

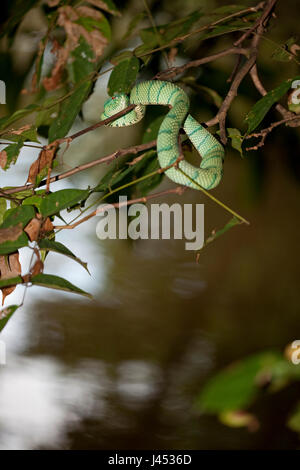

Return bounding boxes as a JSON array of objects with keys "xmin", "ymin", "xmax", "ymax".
[{"xmin": 0, "ymin": 0, "xmax": 299, "ymax": 449}]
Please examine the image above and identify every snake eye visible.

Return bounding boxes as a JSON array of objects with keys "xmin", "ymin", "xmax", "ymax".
[{"xmin": 111, "ymin": 96, "xmax": 116, "ymax": 100}]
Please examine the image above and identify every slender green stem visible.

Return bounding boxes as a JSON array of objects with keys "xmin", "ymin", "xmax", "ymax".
[{"xmin": 176, "ymin": 167, "xmax": 250, "ymax": 225}]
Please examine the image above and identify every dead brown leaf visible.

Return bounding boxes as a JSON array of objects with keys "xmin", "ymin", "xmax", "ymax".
[
  {"xmin": 0, "ymin": 224, "xmax": 23, "ymax": 244},
  {"xmin": 27, "ymin": 147, "xmax": 56, "ymax": 184},
  {"xmin": 58, "ymin": 5, "xmax": 108, "ymax": 58},
  {"xmin": 40, "ymin": 217, "xmax": 54, "ymax": 236},
  {"xmin": 9, "ymin": 125, "xmax": 31, "ymax": 136},
  {"xmin": 0, "ymin": 150, "xmax": 7, "ymax": 170},
  {"xmin": 24, "ymin": 218, "xmax": 42, "ymax": 242},
  {"xmin": 0, "ymin": 252, "xmax": 21, "ymax": 304},
  {"xmin": 87, "ymin": 0, "xmax": 120, "ymax": 16},
  {"xmin": 42, "ymin": 5, "xmax": 109, "ymax": 91}
]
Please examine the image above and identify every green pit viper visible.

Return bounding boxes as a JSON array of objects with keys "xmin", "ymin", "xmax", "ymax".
[{"xmin": 101, "ymin": 80, "xmax": 224, "ymax": 190}]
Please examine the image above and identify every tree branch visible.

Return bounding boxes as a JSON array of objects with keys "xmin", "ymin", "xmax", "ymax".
[
  {"xmin": 1, "ymin": 140, "xmax": 157, "ymax": 196},
  {"xmin": 245, "ymin": 115, "xmax": 300, "ymax": 150}
]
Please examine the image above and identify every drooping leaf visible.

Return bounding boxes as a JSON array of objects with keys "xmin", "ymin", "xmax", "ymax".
[
  {"xmin": 48, "ymin": 38, "xmax": 95, "ymax": 142},
  {"xmin": 1, "ymin": 125, "xmax": 39, "ymax": 143},
  {"xmin": 123, "ymin": 12, "xmax": 146, "ymax": 40},
  {"xmin": 94, "ymin": 164, "xmax": 135, "ymax": 192},
  {"xmin": 181, "ymin": 78, "xmax": 223, "ymax": 108},
  {"xmin": 27, "ymin": 147, "xmax": 56, "ymax": 185},
  {"xmin": 211, "ymin": 5, "xmax": 252, "ymax": 15},
  {"xmin": 0, "ymin": 205, "xmax": 35, "ymax": 255},
  {"xmin": 202, "ymin": 216, "xmax": 242, "ymax": 249},
  {"xmin": 40, "ymin": 189, "xmax": 89, "ymax": 217},
  {"xmin": 110, "ymin": 50, "xmax": 134, "ymax": 65},
  {"xmin": 0, "ymin": 276, "xmax": 23, "ymax": 289},
  {"xmin": 0, "ymin": 304, "xmax": 19, "ymax": 332},
  {"xmin": 2, "ymin": 205, "xmax": 35, "ymax": 228},
  {"xmin": 22, "ymin": 191, "xmax": 45, "ymax": 212},
  {"xmin": 271, "ymin": 37, "xmax": 299, "ymax": 62},
  {"xmin": 227, "ymin": 128, "xmax": 244, "ymax": 157},
  {"xmin": 31, "ymin": 273, "xmax": 92, "ymax": 298},
  {"xmin": 108, "ymin": 57, "xmax": 140, "ymax": 96},
  {"xmin": 75, "ymin": 15, "xmax": 111, "ymax": 41},
  {"xmin": 0, "ymin": 251, "xmax": 21, "ymax": 304},
  {"xmin": 134, "ymin": 150, "xmax": 163, "ymax": 196},
  {"xmin": 0, "ymin": 142, "xmax": 23, "ymax": 170},
  {"xmin": 135, "ymin": 10, "xmax": 202, "ymax": 57},
  {"xmin": 195, "ymin": 352, "xmax": 281, "ymax": 413},
  {"xmin": 198, "ymin": 18, "xmax": 258, "ymax": 43},
  {"xmin": 142, "ymin": 114, "xmax": 165, "ymax": 144},
  {"xmin": 38, "ymin": 239, "xmax": 89, "ymax": 272},
  {"xmin": 0, "ymin": 104, "xmax": 40, "ymax": 134},
  {"xmin": 245, "ymin": 76, "xmax": 300, "ymax": 133}
]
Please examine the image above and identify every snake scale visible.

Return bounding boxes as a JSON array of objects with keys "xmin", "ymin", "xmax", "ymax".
[{"xmin": 101, "ymin": 80, "xmax": 224, "ymax": 190}]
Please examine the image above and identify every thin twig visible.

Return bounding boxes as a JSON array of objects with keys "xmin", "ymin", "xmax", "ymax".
[
  {"xmin": 245, "ymin": 115, "xmax": 300, "ymax": 150},
  {"xmin": 156, "ymin": 47, "xmax": 249, "ymax": 80},
  {"xmin": 176, "ymin": 167, "xmax": 250, "ymax": 225},
  {"xmin": 205, "ymin": 0, "xmax": 279, "ymax": 144},
  {"xmin": 53, "ymin": 186, "xmax": 186, "ymax": 230},
  {"xmin": 1, "ymin": 140, "xmax": 157, "ymax": 196}
]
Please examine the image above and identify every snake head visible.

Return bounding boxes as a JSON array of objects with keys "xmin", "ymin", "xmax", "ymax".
[{"xmin": 101, "ymin": 93, "xmax": 129, "ymax": 120}]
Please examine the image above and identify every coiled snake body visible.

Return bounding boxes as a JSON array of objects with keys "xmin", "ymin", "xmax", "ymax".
[{"xmin": 101, "ymin": 80, "xmax": 224, "ymax": 190}]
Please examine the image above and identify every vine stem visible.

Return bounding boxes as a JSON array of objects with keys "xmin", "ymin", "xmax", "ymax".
[{"xmin": 176, "ymin": 167, "xmax": 250, "ymax": 225}]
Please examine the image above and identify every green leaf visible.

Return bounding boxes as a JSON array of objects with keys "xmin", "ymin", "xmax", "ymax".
[
  {"xmin": 245, "ymin": 76, "xmax": 300, "ymax": 133},
  {"xmin": 0, "ymin": 304, "xmax": 20, "ymax": 333},
  {"xmin": 123, "ymin": 12, "xmax": 146, "ymax": 40},
  {"xmin": 2, "ymin": 125, "xmax": 39, "ymax": 143},
  {"xmin": 271, "ymin": 37, "xmax": 298, "ymax": 62},
  {"xmin": 203, "ymin": 216, "xmax": 241, "ymax": 248},
  {"xmin": 227, "ymin": 128, "xmax": 244, "ymax": 157},
  {"xmin": 94, "ymin": 0, "xmax": 120, "ymax": 16},
  {"xmin": 31, "ymin": 273, "xmax": 92, "ymax": 298},
  {"xmin": 198, "ymin": 19, "xmax": 257, "ymax": 43},
  {"xmin": 94, "ymin": 164, "xmax": 135, "ymax": 192},
  {"xmin": 48, "ymin": 39, "xmax": 95, "ymax": 142},
  {"xmin": 195, "ymin": 352, "xmax": 280, "ymax": 413},
  {"xmin": 0, "ymin": 276, "xmax": 23, "ymax": 289},
  {"xmin": 134, "ymin": 150, "xmax": 163, "ymax": 196},
  {"xmin": 0, "ymin": 104, "xmax": 39, "ymax": 133},
  {"xmin": 0, "ymin": 125, "xmax": 39, "ymax": 170},
  {"xmin": 110, "ymin": 50, "xmax": 134, "ymax": 65},
  {"xmin": 108, "ymin": 57, "xmax": 140, "ymax": 96},
  {"xmin": 38, "ymin": 239, "xmax": 89, "ymax": 273},
  {"xmin": 0, "ymin": 205, "xmax": 35, "ymax": 255},
  {"xmin": 40, "ymin": 189, "xmax": 89, "ymax": 217},
  {"xmin": 211, "ymin": 5, "xmax": 250, "ymax": 15},
  {"xmin": 75, "ymin": 15, "xmax": 111, "ymax": 40},
  {"xmin": 181, "ymin": 77, "xmax": 222, "ymax": 107},
  {"xmin": 0, "ymin": 141, "xmax": 23, "ymax": 170},
  {"xmin": 22, "ymin": 192, "xmax": 45, "ymax": 211},
  {"xmin": 140, "ymin": 10, "xmax": 202, "ymax": 46},
  {"xmin": 2, "ymin": 205, "xmax": 35, "ymax": 228},
  {"xmin": 35, "ymin": 96, "xmax": 60, "ymax": 128},
  {"xmin": 142, "ymin": 114, "xmax": 165, "ymax": 143},
  {"xmin": 135, "ymin": 10, "xmax": 202, "ymax": 57}
]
